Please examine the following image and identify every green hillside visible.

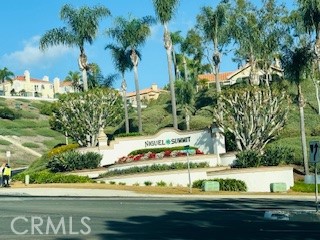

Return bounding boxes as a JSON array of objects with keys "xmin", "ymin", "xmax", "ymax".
[
  {"xmin": 0, "ymin": 97, "xmax": 65, "ymax": 168},
  {"xmin": 1, "ymin": 78, "xmax": 320, "ymax": 169},
  {"xmin": 269, "ymin": 79, "xmax": 320, "ymax": 165}
]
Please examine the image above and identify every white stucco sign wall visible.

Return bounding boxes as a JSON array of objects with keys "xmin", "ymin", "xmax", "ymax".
[{"xmin": 84, "ymin": 127, "xmax": 225, "ymax": 166}]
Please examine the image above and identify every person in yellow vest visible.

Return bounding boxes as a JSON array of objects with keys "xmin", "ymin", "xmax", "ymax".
[{"xmin": 3, "ymin": 163, "xmax": 11, "ymax": 187}]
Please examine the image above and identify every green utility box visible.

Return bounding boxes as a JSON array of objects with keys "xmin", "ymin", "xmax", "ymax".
[
  {"xmin": 202, "ymin": 181, "xmax": 220, "ymax": 192},
  {"xmin": 270, "ymin": 182, "xmax": 287, "ymax": 192}
]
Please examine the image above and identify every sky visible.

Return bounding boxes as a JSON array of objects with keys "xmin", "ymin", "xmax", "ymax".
[{"xmin": 0, "ymin": 0, "xmax": 294, "ymax": 92}]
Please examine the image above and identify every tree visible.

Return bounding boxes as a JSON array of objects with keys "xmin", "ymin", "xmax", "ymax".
[
  {"xmin": 0, "ymin": 67, "xmax": 14, "ymax": 96},
  {"xmin": 170, "ymin": 31, "xmax": 184, "ymax": 80},
  {"xmin": 106, "ymin": 44, "xmax": 133, "ymax": 133},
  {"xmin": 228, "ymin": 0, "xmax": 285, "ymax": 86},
  {"xmin": 214, "ymin": 86, "xmax": 289, "ymax": 152},
  {"xmin": 175, "ymin": 79, "xmax": 195, "ymax": 130},
  {"xmin": 106, "ymin": 15, "xmax": 155, "ymax": 133},
  {"xmin": 52, "ymin": 88, "xmax": 122, "ymax": 147},
  {"xmin": 298, "ymin": 0, "xmax": 320, "ymax": 114},
  {"xmin": 196, "ymin": 0, "xmax": 230, "ymax": 92},
  {"xmin": 65, "ymin": 71, "xmax": 82, "ymax": 92},
  {"xmin": 39, "ymin": 4, "xmax": 110, "ymax": 91},
  {"xmin": 153, "ymin": 0, "xmax": 180, "ymax": 129},
  {"xmin": 281, "ymin": 44, "xmax": 315, "ymax": 175}
]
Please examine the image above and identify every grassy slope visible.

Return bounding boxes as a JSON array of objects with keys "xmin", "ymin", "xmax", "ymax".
[
  {"xmin": 268, "ymin": 79, "xmax": 320, "ymax": 165},
  {"xmin": 0, "ymin": 97, "xmax": 65, "ymax": 168},
  {"xmin": 1, "ymin": 79, "xmax": 319, "ymax": 169}
]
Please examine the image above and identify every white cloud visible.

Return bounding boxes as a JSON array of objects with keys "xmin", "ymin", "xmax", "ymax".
[{"xmin": 1, "ymin": 36, "xmax": 75, "ymax": 70}]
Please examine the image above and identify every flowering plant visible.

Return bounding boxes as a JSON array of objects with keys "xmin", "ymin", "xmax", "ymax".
[{"xmin": 117, "ymin": 148, "xmax": 204, "ymax": 164}]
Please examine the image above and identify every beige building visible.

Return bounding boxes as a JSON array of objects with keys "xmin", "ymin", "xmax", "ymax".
[
  {"xmin": 126, "ymin": 83, "xmax": 168, "ymax": 106},
  {"xmin": 0, "ymin": 70, "xmax": 76, "ymax": 98},
  {"xmin": 197, "ymin": 63, "xmax": 283, "ymax": 90}
]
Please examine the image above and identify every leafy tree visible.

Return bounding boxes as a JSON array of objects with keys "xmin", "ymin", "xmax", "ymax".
[
  {"xmin": 228, "ymin": 0, "xmax": 285, "ymax": 86},
  {"xmin": 181, "ymin": 29, "xmax": 208, "ymax": 81},
  {"xmin": 0, "ymin": 67, "xmax": 14, "ymax": 96},
  {"xmin": 106, "ymin": 15, "xmax": 155, "ymax": 133},
  {"xmin": 153, "ymin": 0, "xmax": 180, "ymax": 129},
  {"xmin": 39, "ymin": 4, "xmax": 110, "ymax": 91},
  {"xmin": 214, "ymin": 86, "xmax": 289, "ymax": 152},
  {"xmin": 105, "ymin": 44, "xmax": 133, "ymax": 133},
  {"xmin": 52, "ymin": 88, "xmax": 123, "ymax": 147}
]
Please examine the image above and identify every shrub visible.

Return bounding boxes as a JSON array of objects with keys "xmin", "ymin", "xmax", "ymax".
[
  {"xmin": 39, "ymin": 102, "xmax": 54, "ymax": 115},
  {"xmin": 156, "ymin": 180, "xmax": 167, "ymax": 187},
  {"xmin": 144, "ymin": 181, "xmax": 152, "ymax": 186},
  {"xmin": 234, "ymin": 150, "xmax": 261, "ymax": 168},
  {"xmin": 0, "ymin": 107, "xmax": 21, "ymax": 120},
  {"xmin": 100, "ymin": 162, "xmax": 209, "ymax": 178},
  {"xmin": 13, "ymin": 170, "xmax": 93, "ymax": 184},
  {"xmin": 22, "ymin": 142, "xmax": 40, "ymax": 148},
  {"xmin": 47, "ymin": 143, "xmax": 79, "ymax": 157},
  {"xmin": 261, "ymin": 145, "xmax": 295, "ymax": 166},
  {"xmin": 192, "ymin": 178, "xmax": 247, "ymax": 192},
  {"xmin": 47, "ymin": 150, "xmax": 102, "ymax": 173},
  {"xmin": 0, "ymin": 139, "xmax": 11, "ymax": 145}
]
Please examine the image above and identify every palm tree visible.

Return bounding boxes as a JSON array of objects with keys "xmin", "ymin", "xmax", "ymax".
[
  {"xmin": 170, "ymin": 31, "xmax": 184, "ymax": 80},
  {"xmin": 39, "ymin": 4, "xmax": 110, "ymax": 91},
  {"xmin": 196, "ymin": 1, "xmax": 229, "ymax": 93},
  {"xmin": 282, "ymin": 44, "xmax": 315, "ymax": 175},
  {"xmin": 0, "ymin": 67, "xmax": 14, "ymax": 96},
  {"xmin": 153, "ymin": 0, "xmax": 180, "ymax": 129},
  {"xmin": 65, "ymin": 71, "xmax": 82, "ymax": 92},
  {"xmin": 106, "ymin": 15, "xmax": 155, "ymax": 133},
  {"xmin": 106, "ymin": 44, "xmax": 133, "ymax": 133},
  {"xmin": 175, "ymin": 79, "xmax": 195, "ymax": 130}
]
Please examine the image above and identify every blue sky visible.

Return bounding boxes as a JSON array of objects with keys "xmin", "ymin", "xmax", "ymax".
[{"xmin": 0, "ymin": 0, "xmax": 292, "ymax": 92}]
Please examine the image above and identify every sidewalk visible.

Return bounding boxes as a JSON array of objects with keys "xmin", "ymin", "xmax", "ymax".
[{"xmin": 0, "ymin": 185, "xmax": 317, "ymax": 199}]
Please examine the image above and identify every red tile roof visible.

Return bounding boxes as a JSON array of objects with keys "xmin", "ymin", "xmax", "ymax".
[
  {"xmin": 60, "ymin": 81, "xmax": 73, "ymax": 87},
  {"xmin": 15, "ymin": 76, "xmax": 51, "ymax": 84},
  {"xmin": 127, "ymin": 87, "xmax": 167, "ymax": 97},
  {"xmin": 198, "ymin": 71, "xmax": 235, "ymax": 82}
]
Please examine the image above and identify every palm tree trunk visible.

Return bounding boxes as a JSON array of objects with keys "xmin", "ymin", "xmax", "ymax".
[
  {"xmin": 121, "ymin": 77, "xmax": 129, "ymax": 133},
  {"xmin": 164, "ymin": 25, "xmax": 178, "ymax": 129},
  {"xmin": 183, "ymin": 55, "xmax": 188, "ymax": 81},
  {"xmin": 131, "ymin": 50, "xmax": 142, "ymax": 133},
  {"xmin": 298, "ymin": 84, "xmax": 309, "ymax": 175},
  {"xmin": 82, "ymin": 69, "xmax": 88, "ymax": 91},
  {"xmin": 78, "ymin": 51, "xmax": 89, "ymax": 91}
]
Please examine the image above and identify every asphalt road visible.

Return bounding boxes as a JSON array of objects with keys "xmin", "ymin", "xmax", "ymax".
[{"xmin": 0, "ymin": 197, "xmax": 319, "ymax": 240}]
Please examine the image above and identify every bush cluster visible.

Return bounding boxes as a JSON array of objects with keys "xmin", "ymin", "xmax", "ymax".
[
  {"xmin": 100, "ymin": 162, "xmax": 209, "ymax": 178},
  {"xmin": 47, "ymin": 143, "xmax": 79, "ymax": 157},
  {"xmin": 13, "ymin": 170, "xmax": 93, "ymax": 184},
  {"xmin": 192, "ymin": 178, "xmax": 247, "ymax": 192},
  {"xmin": 234, "ymin": 146, "xmax": 295, "ymax": 168},
  {"xmin": 129, "ymin": 146, "xmax": 198, "ymax": 156},
  {"xmin": 47, "ymin": 150, "xmax": 102, "ymax": 173},
  {"xmin": 0, "ymin": 107, "xmax": 21, "ymax": 120}
]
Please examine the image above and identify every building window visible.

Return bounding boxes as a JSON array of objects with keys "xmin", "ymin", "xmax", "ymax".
[
  {"xmin": 34, "ymin": 85, "xmax": 39, "ymax": 91},
  {"xmin": 41, "ymin": 85, "xmax": 45, "ymax": 90}
]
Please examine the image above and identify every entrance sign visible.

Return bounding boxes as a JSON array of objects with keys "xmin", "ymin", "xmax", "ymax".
[{"xmin": 309, "ymin": 141, "xmax": 320, "ymax": 163}]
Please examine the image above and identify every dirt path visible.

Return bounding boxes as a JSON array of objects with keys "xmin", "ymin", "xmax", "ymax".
[{"xmin": 0, "ymin": 135, "xmax": 42, "ymax": 157}]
